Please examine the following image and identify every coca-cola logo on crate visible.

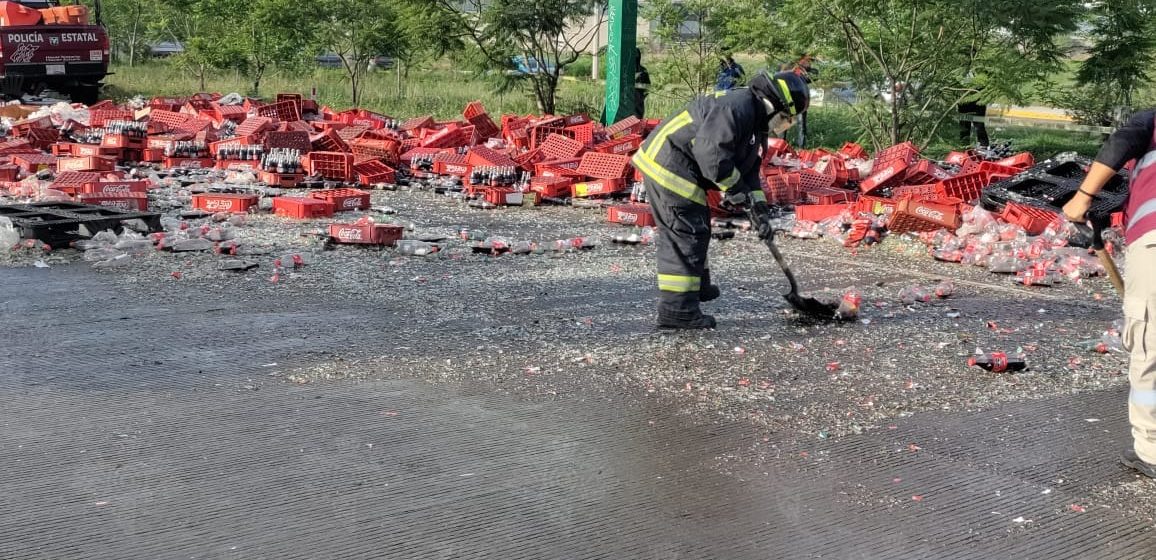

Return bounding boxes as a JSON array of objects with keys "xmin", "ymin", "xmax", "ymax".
[
  {"xmin": 342, "ymin": 198, "xmax": 363, "ymax": 209},
  {"xmin": 337, "ymin": 228, "xmax": 363, "ymax": 240},
  {"xmin": 204, "ymin": 199, "xmax": 235, "ymax": 211}
]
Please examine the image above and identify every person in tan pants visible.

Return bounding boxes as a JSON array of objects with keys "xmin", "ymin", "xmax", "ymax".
[{"xmin": 1064, "ymin": 109, "xmax": 1156, "ymax": 478}]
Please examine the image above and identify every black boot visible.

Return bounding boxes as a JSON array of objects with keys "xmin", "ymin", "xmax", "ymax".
[
  {"xmin": 657, "ymin": 292, "xmax": 716, "ymax": 329},
  {"xmin": 1122, "ymin": 448, "xmax": 1156, "ymax": 479},
  {"xmin": 700, "ymin": 268, "xmax": 720, "ymax": 303}
]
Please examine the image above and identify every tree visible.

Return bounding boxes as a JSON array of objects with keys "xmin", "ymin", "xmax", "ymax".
[
  {"xmin": 425, "ymin": 0, "xmax": 603, "ymax": 114},
  {"xmin": 100, "ymin": 0, "xmax": 166, "ymax": 66},
  {"xmin": 781, "ymin": 0, "xmax": 1079, "ymax": 148},
  {"xmin": 311, "ymin": 0, "xmax": 403, "ymax": 107},
  {"xmin": 229, "ymin": 0, "xmax": 315, "ymax": 95},
  {"xmin": 643, "ymin": 0, "xmax": 731, "ymax": 96},
  {"xmin": 393, "ymin": 1, "xmax": 463, "ymax": 97},
  {"xmin": 1076, "ymin": 0, "xmax": 1156, "ymax": 114}
]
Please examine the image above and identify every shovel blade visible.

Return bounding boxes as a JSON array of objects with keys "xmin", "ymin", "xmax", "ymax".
[{"xmin": 784, "ymin": 292, "xmax": 839, "ymax": 319}]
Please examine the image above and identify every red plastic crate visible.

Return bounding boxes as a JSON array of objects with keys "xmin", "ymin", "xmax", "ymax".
[
  {"xmin": 605, "ymin": 116, "xmax": 644, "ymax": 138},
  {"xmin": 887, "ymin": 199, "xmax": 961, "ymax": 233},
  {"xmin": 349, "ymin": 138, "xmax": 400, "ymax": 163},
  {"xmin": 11, "ymin": 153, "xmax": 57, "ymax": 173},
  {"xmin": 838, "ymin": 142, "xmax": 868, "ymax": 160},
  {"xmin": 796, "ymin": 203, "xmax": 853, "ymax": 222},
  {"xmin": 873, "ymin": 141, "xmax": 920, "ymax": 168},
  {"xmin": 572, "ymin": 178, "xmax": 626, "ymax": 198},
  {"xmin": 25, "ymin": 127, "xmax": 60, "ymax": 150},
  {"xmin": 467, "ymin": 113, "xmax": 501, "ymax": 140},
  {"xmin": 763, "ymin": 173, "xmax": 801, "ymax": 205},
  {"xmin": 89, "ymin": 109, "xmax": 134, "ymax": 128},
  {"xmin": 805, "ymin": 186, "xmax": 857, "ymax": 205},
  {"xmin": 891, "ymin": 183, "xmax": 940, "ymax": 201},
  {"xmin": 860, "ymin": 159, "xmax": 910, "ymax": 193},
  {"xmin": 593, "ymin": 134, "xmax": 643, "ymax": 156},
  {"xmin": 576, "ymin": 151, "xmax": 632, "ymax": 179},
  {"xmin": 257, "ymin": 99, "xmax": 302, "ymax": 123},
  {"xmin": 191, "ymin": 193, "xmax": 260, "ymax": 214},
  {"xmin": 935, "ymin": 172, "xmax": 988, "ymax": 202},
  {"xmin": 539, "ymin": 133, "xmax": 586, "ymax": 160},
  {"xmin": 766, "ymin": 138, "xmax": 794, "ymax": 160},
  {"xmin": 273, "ymin": 197, "xmax": 335, "ymax": 219},
  {"xmin": 944, "ymin": 150, "xmax": 978, "ymax": 166},
  {"xmin": 353, "ymin": 159, "xmax": 397, "ymax": 185},
  {"xmin": 58, "ymin": 155, "xmax": 116, "ymax": 173},
  {"xmin": 996, "ymin": 152, "xmax": 1035, "ymax": 169},
  {"xmin": 306, "ymin": 151, "xmax": 355, "ymax": 182},
  {"xmin": 859, "ymin": 195, "xmax": 899, "ymax": 215},
  {"xmin": 607, "ymin": 204, "xmax": 657, "ymax": 227},
  {"xmin": 421, "ymin": 125, "xmax": 470, "ymax": 149},
  {"xmin": 566, "ymin": 122, "xmax": 596, "ymax": 146},
  {"xmin": 310, "ymin": 188, "xmax": 370, "ymax": 212},
  {"xmin": 329, "ymin": 222, "xmax": 404, "ymax": 246},
  {"xmin": 976, "ymin": 161, "xmax": 1022, "ymax": 179},
  {"xmin": 1000, "ymin": 202, "xmax": 1060, "ymax": 235},
  {"xmin": 905, "ymin": 160, "xmax": 952, "ymax": 184},
  {"xmin": 797, "ymin": 169, "xmax": 836, "ymax": 192},
  {"xmin": 532, "ymin": 177, "xmax": 576, "ymax": 198},
  {"xmin": 264, "ymin": 130, "xmax": 313, "ymax": 153},
  {"xmin": 77, "ymin": 193, "xmax": 149, "ymax": 211},
  {"xmin": 0, "ymin": 138, "xmax": 36, "ymax": 155},
  {"xmin": 513, "ymin": 148, "xmax": 544, "ymax": 171},
  {"xmin": 82, "ymin": 180, "xmax": 150, "ymax": 195},
  {"xmin": 0, "ymin": 164, "xmax": 18, "ymax": 182},
  {"xmin": 466, "ymin": 146, "xmax": 517, "ymax": 167},
  {"xmin": 310, "ymin": 128, "xmax": 350, "ymax": 153}
]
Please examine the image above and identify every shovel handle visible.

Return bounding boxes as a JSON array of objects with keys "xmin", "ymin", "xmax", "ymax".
[
  {"xmin": 1073, "ymin": 212, "xmax": 1125, "ymax": 297},
  {"xmin": 1096, "ymin": 248, "xmax": 1126, "ymax": 296}
]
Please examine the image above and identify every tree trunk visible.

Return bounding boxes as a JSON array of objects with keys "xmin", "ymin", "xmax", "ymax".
[
  {"xmin": 396, "ymin": 60, "xmax": 403, "ymax": 98},
  {"xmin": 199, "ymin": 65, "xmax": 207, "ymax": 91}
]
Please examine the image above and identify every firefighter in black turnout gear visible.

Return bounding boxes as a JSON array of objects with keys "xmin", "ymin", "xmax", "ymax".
[{"xmin": 632, "ymin": 71, "xmax": 810, "ymax": 329}]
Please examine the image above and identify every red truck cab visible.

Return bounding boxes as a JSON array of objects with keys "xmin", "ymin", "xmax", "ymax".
[{"xmin": 0, "ymin": 0, "xmax": 108, "ymax": 103}]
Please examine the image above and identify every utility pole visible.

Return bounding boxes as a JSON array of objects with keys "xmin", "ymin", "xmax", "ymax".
[
  {"xmin": 602, "ymin": 0, "xmax": 637, "ymax": 124},
  {"xmin": 592, "ymin": 3, "xmax": 603, "ymax": 81}
]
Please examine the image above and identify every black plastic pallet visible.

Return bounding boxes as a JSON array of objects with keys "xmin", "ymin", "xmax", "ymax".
[
  {"xmin": 980, "ymin": 153, "xmax": 1128, "ymax": 217},
  {"xmin": 0, "ymin": 202, "xmax": 162, "ymax": 247}
]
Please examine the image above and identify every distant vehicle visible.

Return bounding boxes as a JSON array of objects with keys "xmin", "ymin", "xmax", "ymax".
[
  {"xmin": 317, "ymin": 53, "xmax": 394, "ymax": 70},
  {"xmin": 510, "ymin": 56, "xmax": 556, "ymax": 76},
  {"xmin": 149, "ymin": 41, "xmax": 184, "ymax": 58}
]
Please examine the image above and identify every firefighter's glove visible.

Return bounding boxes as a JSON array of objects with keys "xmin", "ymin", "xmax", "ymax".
[{"xmin": 750, "ymin": 201, "xmax": 775, "ymax": 240}]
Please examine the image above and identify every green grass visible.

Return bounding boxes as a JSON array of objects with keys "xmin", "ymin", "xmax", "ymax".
[{"xmin": 105, "ymin": 61, "xmax": 1102, "ymax": 158}]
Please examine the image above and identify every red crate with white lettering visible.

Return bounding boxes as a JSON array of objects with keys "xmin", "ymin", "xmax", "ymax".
[
  {"xmin": 162, "ymin": 157, "xmax": 214, "ymax": 170},
  {"xmin": 81, "ymin": 180, "xmax": 150, "ymax": 196},
  {"xmin": 887, "ymin": 198, "xmax": 961, "ymax": 233},
  {"xmin": 259, "ymin": 170, "xmax": 304, "ymax": 188},
  {"xmin": 353, "ymin": 159, "xmax": 397, "ymax": 185},
  {"xmin": 860, "ymin": 159, "xmax": 909, "ymax": 194},
  {"xmin": 530, "ymin": 176, "xmax": 575, "ymax": 198},
  {"xmin": 607, "ymin": 204, "xmax": 657, "ymax": 227},
  {"xmin": 1000, "ymin": 202, "xmax": 1060, "ymax": 235},
  {"xmin": 571, "ymin": 178, "xmax": 626, "ymax": 198},
  {"xmin": 329, "ymin": 222, "xmax": 404, "ymax": 246},
  {"xmin": 58, "ymin": 155, "xmax": 116, "ymax": 173},
  {"xmin": 77, "ymin": 193, "xmax": 149, "ymax": 211},
  {"xmin": 576, "ymin": 151, "xmax": 632, "ymax": 179},
  {"xmin": 274, "ymin": 197, "xmax": 334, "ymax": 219},
  {"xmin": 310, "ymin": 188, "xmax": 371, "ymax": 212},
  {"xmin": 191, "ymin": 193, "xmax": 259, "ymax": 214}
]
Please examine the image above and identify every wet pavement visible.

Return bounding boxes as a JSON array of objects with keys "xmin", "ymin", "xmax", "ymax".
[{"xmin": 2, "ymin": 197, "xmax": 1155, "ymax": 558}]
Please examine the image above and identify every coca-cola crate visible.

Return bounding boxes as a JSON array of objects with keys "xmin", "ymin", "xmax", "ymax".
[
  {"xmin": 482, "ymin": 186, "xmax": 525, "ymax": 206},
  {"xmin": 945, "ymin": 150, "xmax": 978, "ymax": 166},
  {"xmin": 353, "ymin": 159, "xmax": 397, "ymax": 185},
  {"xmin": 887, "ymin": 198, "xmax": 961, "ymax": 233},
  {"xmin": 796, "ymin": 203, "xmax": 853, "ymax": 222},
  {"xmin": 58, "ymin": 155, "xmax": 116, "ymax": 173},
  {"xmin": 349, "ymin": 138, "xmax": 400, "ymax": 163},
  {"xmin": 0, "ymin": 138, "xmax": 36, "ymax": 155},
  {"xmin": 798, "ymin": 169, "xmax": 836, "ymax": 192},
  {"xmin": 141, "ymin": 148, "xmax": 166, "ymax": 162},
  {"xmin": 149, "ymin": 97, "xmax": 186, "ymax": 112},
  {"xmin": 162, "ymin": 157, "xmax": 214, "ymax": 170},
  {"xmin": 0, "ymin": 164, "xmax": 18, "ymax": 181},
  {"xmin": 763, "ymin": 173, "xmax": 801, "ymax": 205},
  {"xmin": 204, "ymin": 103, "xmax": 248, "ymax": 126},
  {"xmin": 433, "ymin": 157, "xmax": 471, "ymax": 177},
  {"xmin": 838, "ymin": 142, "xmax": 868, "ymax": 160},
  {"xmin": 535, "ymin": 157, "xmax": 582, "ymax": 175},
  {"xmin": 82, "ymin": 180, "xmax": 150, "ymax": 195},
  {"xmin": 607, "ymin": 203, "xmax": 657, "ymax": 227},
  {"xmin": 576, "ymin": 152, "xmax": 632, "ymax": 179},
  {"xmin": 566, "ymin": 122, "xmax": 596, "ymax": 146},
  {"xmin": 935, "ymin": 172, "xmax": 988, "ymax": 202},
  {"xmin": 306, "ymin": 151, "xmax": 355, "ymax": 182},
  {"xmin": 513, "ymin": 148, "xmax": 544, "ymax": 171},
  {"xmin": 146, "ymin": 109, "xmax": 193, "ymax": 133},
  {"xmin": 328, "ymin": 222, "xmax": 404, "ymax": 246},
  {"xmin": 976, "ymin": 161, "xmax": 1023, "ymax": 179},
  {"xmin": 605, "ymin": 115, "xmax": 644, "ymax": 138},
  {"xmin": 11, "ymin": 153, "xmax": 57, "ymax": 173},
  {"xmin": 310, "ymin": 188, "xmax": 371, "ymax": 212},
  {"xmin": 537, "ymin": 166, "xmax": 585, "ymax": 180},
  {"xmin": 71, "ymin": 143, "xmax": 124, "ymax": 158},
  {"xmin": 273, "ymin": 197, "xmax": 335, "ymax": 219},
  {"xmin": 235, "ymin": 116, "xmax": 275, "ymax": 140},
  {"xmin": 805, "ymin": 186, "xmax": 857, "ymax": 205},
  {"xmin": 310, "ymin": 128, "xmax": 349, "ymax": 153},
  {"xmin": 172, "ymin": 117, "xmax": 214, "ymax": 135},
  {"xmin": 25, "ymin": 127, "xmax": 60, "ymax": 150},
  {"xmin": 264, "ymin": 130, "xmax": 312, "ymax": 153},
  {"xmin": 891, "ymin": 183, "xmax": 940, "ymax": 201},
  {"xmin": 540, "ymin": 133, "xmax": 586, "ymax": 160},
  {"xmin": 873, "ymin": 141, "xmax": 920, "ymax": 168},
  {"xmin": 530, "ymin": 176, "xmax": 575, "ymax": 198},
  {"xmin": 467, "ymin": 146, "xmax": 517, "ymax": 167},
  {"xmin": 51, "ymin": 171, "xmax": 101, "ymax": 191},
  {"xmin": 259, "ymin": 170, "xmax": 304, "ymax": 188},
  {"xmin": 99, "ymin": 134, "xmax": 144, "ymax": 150},
  {"xmin": 997, "ymin": 152, "xmax": 1035, "ymax": 169},
  {"xmin": 905, "ymin": 160, "xmax": 952, "ymax": 184},
  {"xmin": 593, "ymin": 134, "xmax": 643, "ymax": 156},
  {"xmin": 572, "ymin": 178, "xmax": 626, "ymax": 198},
  {"xmin": 191, "ymin": 193, "xmax": 260, "ymax": 214},
  {"xmin": 89, "ymin": 109, "xmax": 134, "ymax": 128},
  {"xmin": 401, "ymin": 115, "xmax": 436, "ymax": 132},
  {"xmin": 257, "ymin": 99, "xmax": 302, "ymax": 123},
  {"xmin": 859, "ymin": 195, "xmax": 899, "ymax": 215},
  {"xmin": 860, "ymin": 159, "xmax": 910, "ymax": 194},
  {"xmin": 1000, "ymin": 202, "xmax": 1060, "ymax": 235},
  {"xmin": 215, "ymin": 159, "xmax": 261, "ymax": 171},
  {"xmin": 77, "ymin": 193, "xmax": 149, "ymax": 212},
  {"xmin": 421, "ymin": 124, "xmax": 470, "ymax": 149},
  {"xmin": 467, "ymin": 113, "xmax": 501, "ymax": 140},
  {"xmin": 766, "ymin": 138, "xmax": 793, "ymax": 160}
]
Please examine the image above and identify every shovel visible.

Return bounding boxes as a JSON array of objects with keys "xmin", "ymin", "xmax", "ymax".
[
  {"xmin": 751, "ymin": 212, "xmax": 839, "ymax": 318},
  {"xmin": 1080, "ymin": 213, "xmax": 1125, "ymax": 296}
]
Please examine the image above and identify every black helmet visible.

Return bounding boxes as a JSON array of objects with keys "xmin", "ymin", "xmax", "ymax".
[{"xmin": 750, "ymin": 70, "xmax": 810, "ymax": 116}]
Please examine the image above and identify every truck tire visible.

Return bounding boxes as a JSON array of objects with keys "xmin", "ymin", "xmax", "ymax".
[{"xmin": 69, "ymin": 84, "xmax": 102, "ymax": 106}]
